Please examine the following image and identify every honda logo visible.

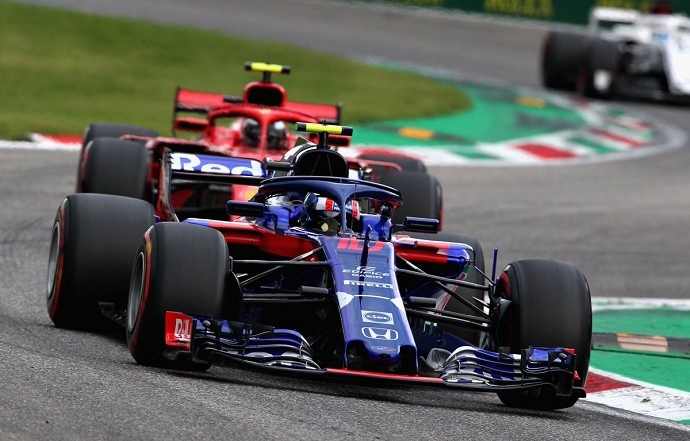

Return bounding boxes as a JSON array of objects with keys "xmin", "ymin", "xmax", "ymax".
[{"xmin": 361, "ymin": 327, "xmax": 398, "ymax": 341}]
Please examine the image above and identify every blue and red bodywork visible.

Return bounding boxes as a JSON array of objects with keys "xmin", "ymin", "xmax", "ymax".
[{"xmin": 157, "ymin": 169, "xmax": 579, "ymax": 394}]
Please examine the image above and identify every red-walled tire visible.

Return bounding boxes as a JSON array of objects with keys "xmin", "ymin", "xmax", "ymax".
[
  {"xmin": 126, "ymin": 222, "xmax": 229, "ymax": 370},
  {"xmin": 46, "ymin": 194, "xmax": 155, "ymax": 331}
]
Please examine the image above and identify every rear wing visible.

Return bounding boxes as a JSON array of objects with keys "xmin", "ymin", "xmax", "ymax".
[
  {"xmin": 169, "ymin": 150, "xmax": 266, "ymax": 185},
  {"xmin": 172, "ymin": 61, "xmax": 342, "ymax": 135},
  {"xmin": 588, "ymin": 7, "xmax": 640, "ymax": 32},
  {"xmin": 173, "ymin": 87, "xmax": 342, "ymax": 131}
]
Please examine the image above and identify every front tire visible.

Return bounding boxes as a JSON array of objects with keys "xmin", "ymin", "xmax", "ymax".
[
  {"xmin": 126, "ymin": 222, "xmax": 229, "ymax": 369},
  {"xmin": 493, "ymin": 259, "xmax": 592, "ymax": 410},
  {"xmin": 541, "ymin": 31, "xmax": 589, "ymax": 91},
  {"xmin": 47, "ymin": 194, "xmax": 155, "ymax": 331},
  {"xmin": 577, "ymin": 38, "xmax": 620, "ymax": 99}
]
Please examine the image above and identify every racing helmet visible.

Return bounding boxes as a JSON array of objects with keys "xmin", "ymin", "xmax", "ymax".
[
  {"xmin": 267, "ymin": 120, "xmax": 288, "ymax": 150},
  {"xmin": 299, "ymin": 193, "xmax": 360, "ymax": 234},
  {"xmin": 242, "ymin": 118, "xmax": 261, "ymax": 147}
]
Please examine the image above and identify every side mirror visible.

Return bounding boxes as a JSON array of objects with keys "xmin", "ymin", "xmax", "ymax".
[
  {"xmin": 401, "ymin": 217, "xmax": 440, "ymax": 233},
  {"xmin": 226, "ymin": 201, "xmax": 265, "ymax": 218}
]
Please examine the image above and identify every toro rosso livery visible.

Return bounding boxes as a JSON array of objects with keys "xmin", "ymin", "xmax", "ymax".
[
  {"xmin": 541, "ymin": 7, "xmax": 690, "ymax": 101},
  {"xmin": 47, "ymin": 124, "xmax": 591, "ymax": 411}
]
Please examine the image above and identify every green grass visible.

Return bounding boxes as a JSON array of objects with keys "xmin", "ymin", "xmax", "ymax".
[{"xmin": 0, "ymin": 1, "xmax": 471, "ymax": 140}]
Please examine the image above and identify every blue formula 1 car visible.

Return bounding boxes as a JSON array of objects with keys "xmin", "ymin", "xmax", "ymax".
[{"xmin": 46, "ymin": 123, "xmax": 592, "ymax": 411}]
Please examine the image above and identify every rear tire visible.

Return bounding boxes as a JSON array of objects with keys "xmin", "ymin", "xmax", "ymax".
[
  {"xmin": 77, "ymin": 123, "xmax": 157, "ymax": 192},
  {"xmin": 126, "ymin": 222, "xmax": 229, "ymax": 370},
  {"xmin": 46, "ymin": 194, "xmax": 155, "ymax": 331},
  {"xmin": 379, "ymin": 171, "xmax": 442, "ymax": 225},
  {"xmin": 541, "ymin": 31, "xmax": 589, "ymax": 91},
  {"xmin": 493, "ymin": 259, "xmax": 592, "ymax": 410},
  {"xmin": 81, "ymin": 138, "xmax": 150, "ymax": 199}
]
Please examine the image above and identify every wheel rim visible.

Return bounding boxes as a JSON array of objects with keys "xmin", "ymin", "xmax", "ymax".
[
  {"xmin": 46, "ymin": 223, "xmax": 60, "ymax": 301},
  {"xmin": 127, "ymin": 251, "xmax": 146, "ymax": 333}
]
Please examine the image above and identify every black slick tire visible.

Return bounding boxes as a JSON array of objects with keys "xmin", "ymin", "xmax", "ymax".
[
  {"xmin": 379, "ymin": 171, "xmax": 442, "ymax": 225},
  {"xmin": 494, "ymin": 259, "xmax": 592, "ymax": 410},
  {"xmin": 46, "ymin": 194, "xmax": 155, "ymax": 331},
  {"xmin": 541, "ymin": 31, "xmax": 589, "ymax": 91},
  {"xmin": 76, "ymin": 123, "xmax": 157, "ymax": 192},
  {"xmin": 577, "ymin": 37, "xmax": 620, "ymax": 99},
  {"xmin": 126, "ymin": 222, "xmax": 229, "ymax": 370},
  {"xmin": 81, "ymin": 138, "xmax": 150, "ymax": 199}
]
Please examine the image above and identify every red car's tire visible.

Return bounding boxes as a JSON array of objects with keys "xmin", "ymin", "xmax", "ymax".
[
  {"xmin": 494, "ymin": 259, "xmax": 592, "ymax": 410},
  {"xmin": 46, "ymin": 194, "xmax": 155, "ymax": 331},
  {"xmin": 126, "ymin": 222, "xmax": 229, "ymax": 370},
  {"xmin": 378, "ymin": 170, "xmax": 442, "ymax": 225},
  {"xmin": 77, "ymin": 123, "xmax": 157, "ymax": 192}
]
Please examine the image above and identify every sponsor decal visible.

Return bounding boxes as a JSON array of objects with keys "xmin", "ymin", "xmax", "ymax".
[
  {"xmin": 361, "ymin": 327, "xmax": 398, "ymax": 341},
  {"xmin": 165, "ymin": 311, "xmax": 193, "ymax": 350},
  {"xmin": 344, "ymin": 280, "xmax": 393, "ymax": 289},
  {"xmin": 170, "ymin": 152, "xmax": 264, "ymax": 176},
  {"xmin": 370, "ymin": 346, "xmax": 397, "ymax": 353},
  {"xmin": 343, "ymin": 265, "xmax": 390, "ymax": 279},
  {"xmin": 337, "ymin": 237, "xmax": 385, "ymax": 252},
  {"xmin": 362, "ymin": 310, "xmax": 393, "ymax": 325}
]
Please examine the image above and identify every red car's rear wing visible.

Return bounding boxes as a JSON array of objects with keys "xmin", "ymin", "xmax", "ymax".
[{"xmin": 173, "ymin": 86, "xmax": 343, "ymax": 134}]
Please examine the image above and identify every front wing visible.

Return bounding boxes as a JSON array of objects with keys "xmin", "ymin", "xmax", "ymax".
[{"xmin": 165, "ymin": 312, "xmax": 583, "ymax": 397}]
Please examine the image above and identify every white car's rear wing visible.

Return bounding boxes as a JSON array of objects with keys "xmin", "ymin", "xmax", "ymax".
[{"xmin": 589, "ymin": 7, "xmax": 640, "ymax": 32}]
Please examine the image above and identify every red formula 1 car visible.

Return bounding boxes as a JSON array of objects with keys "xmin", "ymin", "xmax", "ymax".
[
  {"xmin": 76, "ymin": 62, "xmax": 442, "ymax": 224},
  {"xmin": 47, "ymin": 123, "xmax": 591, "ymax": 411}
]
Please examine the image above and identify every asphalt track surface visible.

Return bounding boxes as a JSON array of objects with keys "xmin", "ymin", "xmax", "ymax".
[{"xmin": 2, "ymin": 0, "xmax": 689, "ymax": 439}]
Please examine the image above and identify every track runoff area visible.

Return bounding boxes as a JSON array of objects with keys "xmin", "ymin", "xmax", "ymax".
[{"xmin": 4, "ymin": 75, "xmax": 689, "ymax": 424}]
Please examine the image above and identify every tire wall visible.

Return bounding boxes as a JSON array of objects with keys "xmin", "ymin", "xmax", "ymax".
[{"xmin": 342, "ymin": 1, "xmax": 690, "ymax": 26}]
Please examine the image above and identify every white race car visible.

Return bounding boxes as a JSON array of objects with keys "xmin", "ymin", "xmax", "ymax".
[{"xmin": 541, "ymin": 7, "xmax": 690, "ymax": 102}]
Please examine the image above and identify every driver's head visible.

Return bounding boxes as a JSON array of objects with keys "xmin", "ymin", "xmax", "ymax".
[
  {"xmin": 299, "ymin": 193, "xmax": 362, "ymax": 234},
  {"xmin": 242, "ymin": 118, "xmax": 260, "ymax": 147},
  {"xmin": 267, "ymin": 120, "xmax": 288, "ymax": 150},
  {"xmin": 300, "ymin": 192, "xmax": 341, "ymax": 234}
]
